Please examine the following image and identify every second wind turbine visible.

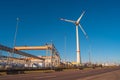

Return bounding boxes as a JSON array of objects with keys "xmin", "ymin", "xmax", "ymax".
[{"xmin": 60, "ymin": 11, "xmax": 88, "ymax": 65}]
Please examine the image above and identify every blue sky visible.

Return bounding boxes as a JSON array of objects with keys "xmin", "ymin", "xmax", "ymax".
[{"xmin": 0, "ymin": 0, "xmax": 120, "ymax": 64}]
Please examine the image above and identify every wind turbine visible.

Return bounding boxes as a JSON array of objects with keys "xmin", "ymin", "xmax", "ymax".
[{"xmin": 60, "ymin": 11, "xmax": 88, "ymax": 65}]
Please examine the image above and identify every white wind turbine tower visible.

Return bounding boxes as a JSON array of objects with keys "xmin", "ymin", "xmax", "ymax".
[{"xmin": 60, "ymin": 11, "xmax": 88, "ymax": 65}]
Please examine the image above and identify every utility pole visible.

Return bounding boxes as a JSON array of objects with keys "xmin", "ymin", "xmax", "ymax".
[
  {"xmin": 89, "ymin": 45, "xmax": 91, "ymax": 64},
  {"xmin": 89, "ymin": 51, "xmax": 91, "ymax": 64},
  {"xmin": 64, "ymin": 36, "xmax": 67, "ymax": 67}
]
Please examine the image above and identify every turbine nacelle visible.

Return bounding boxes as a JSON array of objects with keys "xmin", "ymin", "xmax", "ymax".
[{"xmin": 75, "ymin": 22, "xmax": 79, "ymax": 26}]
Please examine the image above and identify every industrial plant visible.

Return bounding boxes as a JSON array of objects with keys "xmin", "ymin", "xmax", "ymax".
[{"xmin": 0, "ymin": 44, "xmax": 61, "ymax": 70}]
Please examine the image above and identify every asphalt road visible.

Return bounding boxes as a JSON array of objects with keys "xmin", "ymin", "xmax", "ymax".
[
  {"xmin": 78, "ymin": 68, "xmax": 120, "ymax": 80},
  {"xmin": 0, "ymin": 67, "xmax": 120, "ymax": 80}
]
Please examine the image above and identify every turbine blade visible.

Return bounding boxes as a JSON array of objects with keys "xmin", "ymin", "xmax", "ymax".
[
  {"xmin": 79, "ymin": 24, "xmax": 88, "ymax": 39},
  {"xmin": 76, "ymin": 11, "xmax": 85, "ymax": 23},
  {"xmin": 60, "ymin": 18, "xmax": 75, "ymax": 23}
]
